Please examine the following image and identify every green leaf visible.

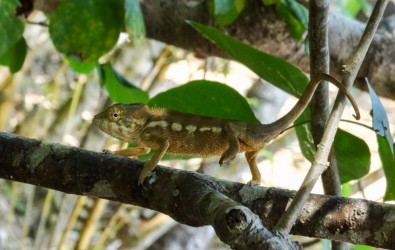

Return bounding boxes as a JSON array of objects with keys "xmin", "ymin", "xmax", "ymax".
[
  {"xmin": 338, "ymin": 0, "xmax": 372, "ymax": 17},
  {"xmin": 276, "ymin": 0, "xmax": 308, "ymax": 40},
  {"xmin": 296, "ymin": 123, "xmax": 371, "ymax": 183},
  {"xmin": 65, "ymin": 56, "xmax": 96, "ymax": 74},
  {"xmin": 0, "ymin": 37, "xmax": 27, "ymax": 73},
  {"xmin": 262, "ymin": 0, "xmax": 278, "ymax": 6},
  {"xmin": 294, "ymin": 110, "xmax": 315, "ymax": 161},
  {"xmin": 208, "ymin": 0, "xmax": 246, "ymax": 27},
  {"xmin": 378, "ymin": 135, "xmax": 395, "ymax": 201},
  {"xmin": 354, "ymin": 244, "xmax": 374, "ymax": 250},
  {"xmin": 49, "ymin": 0, "xmax": 123, "ymax": 62},
  {"xmin": 341, "ymin": 183, "xmax": 351, "ymax": 197},
  {"xmin": 148, "ymin": 80, "xmax": 258, "ymax": 123},
  {"xmin": 188, "ymin": 21, "xmax": 309, "ymax": 97},
  {"xmin": 262, "ymin": 0, "xmax": 308, "ymax": 40},
  {"xmin": 334, "ymin": 129, "xmax": 370, "ymax": 183},
  {"xmin": 138, "ymin": 80, "xmax": 258, "ymax": 161},
  {"xmin": 98, "ymin": 63, "xmax": 149, "ymax": 103},
  {"xmin": 280, "ymin": 0, "xmax": 308, "ymax": 29},
  {"xmin": 366, "ymin": 79, "xmax": 394, "ymax": 155},
  {"xmin": 125, "ymin": 0, "xmax": 146, "ymax": 44},
  {"xmin": 0, "ymin": 0, "xmax": 24, "ymax": 56}
]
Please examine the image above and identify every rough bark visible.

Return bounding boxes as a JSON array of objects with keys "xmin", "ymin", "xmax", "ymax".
[{"xmin": 0, "ymin": 131, "xmax": 394, "ymax": 248}]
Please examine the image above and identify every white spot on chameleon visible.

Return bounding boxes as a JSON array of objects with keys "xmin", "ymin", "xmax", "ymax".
[
  {"xmin": 199, "ymin": 127, "xmax": 211, "ymax": 132},
  {"xmin": 146, "ymin": 120, "xmax": 168, "ymax": 128},
  {"xmin": 172, "ymin": 123, "xmax": 183, "ymax": 131},
  {"xmin": 186, "ymin": 125, "xmax": 197, "ymax": 133},
  {"xmin": 212, "ymin": 127, "xmax": 222, "ymax": 133}
]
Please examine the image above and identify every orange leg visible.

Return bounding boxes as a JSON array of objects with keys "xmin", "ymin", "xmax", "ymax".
[
  {"xmin": 112, "ymin": 147, "xmax": 151, "ymax": 157},
  {"xmin": 245, "ymin": 151, "xmax": 261, "ymax": 184}
]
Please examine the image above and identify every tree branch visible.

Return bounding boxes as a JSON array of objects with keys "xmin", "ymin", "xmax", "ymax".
[{"xmin": 0, "ymin": 131, "xmax": 394, "ymax": 248}]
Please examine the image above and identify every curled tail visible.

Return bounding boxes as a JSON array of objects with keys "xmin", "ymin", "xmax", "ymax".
[{"xmin": 264, "ymin": 73, "xmax": 360, "ymax": 133}]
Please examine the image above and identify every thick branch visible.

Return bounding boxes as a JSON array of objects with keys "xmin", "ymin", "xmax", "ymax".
[{"xmin": 0, "ymin": 132, "xmax": 394, "ymax": 248}]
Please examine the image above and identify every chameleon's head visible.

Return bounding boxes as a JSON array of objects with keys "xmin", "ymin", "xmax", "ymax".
[{"xmin": 92, "ymin": 103, "xmax": 149, "ymax": 142}]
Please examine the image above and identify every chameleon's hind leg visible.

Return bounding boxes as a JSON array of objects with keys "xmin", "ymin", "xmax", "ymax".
[{"xmin": 245, "ymin": 151, "xmax": 261, "ymax": 185}]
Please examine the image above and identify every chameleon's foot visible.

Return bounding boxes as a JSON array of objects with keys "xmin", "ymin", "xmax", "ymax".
[
  {"xmin": 138, "ymin": 161, "xmax": 157, "ymax": 185},
  {"xmin": 138, "ymin": 171, "xmax": 151, "ymax": 185},
  {"xmin": 247, "ymin": 179, "xmax": 262, "ymax": 186},
  {"xmin": 219, "ymin": 153, "xmax": 236, "ymax": 166}
]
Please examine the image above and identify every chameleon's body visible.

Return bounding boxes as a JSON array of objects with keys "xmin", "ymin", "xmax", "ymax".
[{"xmin": 93, "ymin": 73, "xmax": 360, "ymax": 185}]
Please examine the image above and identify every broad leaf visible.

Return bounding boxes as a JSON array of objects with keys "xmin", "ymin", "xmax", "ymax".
[
  {"xmin": 294, "ymin": 111, "xmax": 315, "ymax": 161},
  {"xmin": 65, "ymin": 56, "xmax": 96, "ymax": 74},
  {"xmin": 138, "ymin": 80, "xmax": 258, "ymax": 161},
  {"xmin": 334, "ymin": 129, "xmax": 370, "ymax": 183},
  {"xmin": 149, "ymin": 80, "xmax": 258, "ymax": 123},
  {"xmin": 277, "ymin": 0, "xmax": 308, "ymax": 40},
  {"xmin": 98, "ymin": 63, "xmax": 149, "ymax": 103},
  {"xmin": 338, "ymin": 0, "xmax": 372, "ymax": 17},
  {"xmin": 294, "ymin": 112, "xmax": 370, "ymax": 183},
  {"xmin": 208, "ymin": 0, "xmax": 246, "ymax": 27},
  {"xmin": 189, "ymin": 21, "xmax": 309, "ymax": 97},
  {"xmin": 367, "ymin": 79, "xmax": 394, "ymax": 155},
  {"xmin": 125, "ymin": 0, "xmax": 145, "ymax": 44},
  {"xmin": 49, "ymin": 0, "xmax": 123, "ymax": 62},
  {"xmin": 0, "ymin": 0, "xmax": 24, "ymax": 56},
  {"xmin": 378, "ymin": 135, "xmax": 395, "ymax": 201},
  {"xmin": 261, "ymin": 0, "xmax": 308, "ymax": 40},
  {"xmin": 0, "ymin": 37, "xmax": 27, "ymax": 73}
]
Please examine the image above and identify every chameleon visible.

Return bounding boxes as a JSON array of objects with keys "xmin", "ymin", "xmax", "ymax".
[{"xmin": 93, "ymin": 73, "xmax": 360, "ymax": 185}]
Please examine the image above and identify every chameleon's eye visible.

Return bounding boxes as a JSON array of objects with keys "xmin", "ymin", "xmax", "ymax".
[{"xmin": 108, "ymin": 107, "xmax": 121, "ymax": 122}]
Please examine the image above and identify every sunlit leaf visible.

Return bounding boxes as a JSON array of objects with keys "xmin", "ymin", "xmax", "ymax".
[
  {"xmin": 49, "ymin": 0, "xmax": 123, "ymax": 62},
  {"xmin": 138, "ymin": 80, "xmax": 258, "ymax": 161},
  {"xmin": 0, "ymin": 37, "xmax": 27, "ymax": 73},
  {"xmin": 295, "ymin": 115, "xmax": 371, "ymax": 183},
  {"xmin": 378, "ymin": 135, "xmax": 395, "ymax": 201},
  {"xmin": 65, "ymin": 56, "xmax": 96, "ymax": 74},
  {"xmin": 0, "ymin": 0, "xmax": 24, "ymax": 56},
  {"xmin": 277, "ymin": 0, "xmax": 308, "ymax": 40},
  {"xmin": 188, "ymin": 21, "xmax": 309, "ymax": 97},
  {"xmin": 98, "ymin": 63, "xmax": 149, "ymax": 103},
  {"xmin": 334, "ymin": 129, "xmax": 370, "ymax": 183},
  {"xmin": 367, "ymin": 78, "xmax": 394, "ymax": 155},
  {"xmin": 208, "ymin": 0, "xmax": 246, "ymax": 27},
  {"xmin": 125, "ymin": 0, "xmax": 145, "ymax": 44},
  {"xmin": 261, "ymin": 0, "xmax": 307, "ymax": 40},
  {"xmin": 149, "ymin": 80, "xmax": 258, "ymax": 122}
]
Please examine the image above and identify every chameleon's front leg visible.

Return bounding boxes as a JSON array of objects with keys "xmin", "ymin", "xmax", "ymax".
[
  {"xmin": 138, "ymin": 139, "xmax": 170, "ymax": 185},
  {"xmin": 219, "ymin": 123, "xmax": 240, "ymax": 166},
  {"xmin": 113, "ymin": 147, "xmax": 151, "ymax": 157}
]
